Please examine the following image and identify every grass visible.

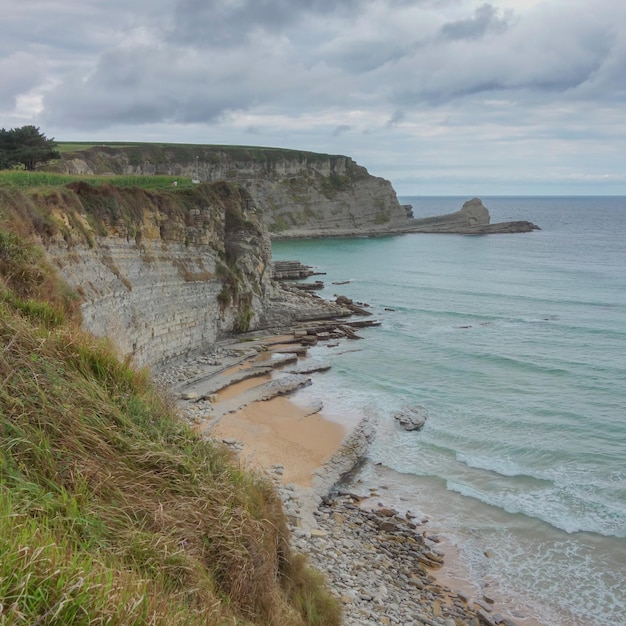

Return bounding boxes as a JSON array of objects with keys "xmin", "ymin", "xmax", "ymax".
[
  {"xmin": 56, "ymin": 141, "xmax": 339, "ymax": 162},
  {"xmin": 56, "ymin": 142, "xmax": 141, "ymax": 153},
  {"xmin": 0, "ymin": 170, "xmax": 198, "ymax": 191},
  {"xmin": 0, "ymin": 188, "xmax": 343, "ymax": 625}
]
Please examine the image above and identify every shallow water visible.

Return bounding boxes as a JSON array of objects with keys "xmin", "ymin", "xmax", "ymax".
[{"xmin": 272, "ymin": 196, "xmax": 626, "ymax": 626}]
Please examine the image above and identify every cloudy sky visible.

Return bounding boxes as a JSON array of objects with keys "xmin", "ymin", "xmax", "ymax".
[{"xmin": 2, "ymin": 0, "xmax": 625, "ymax": 194}]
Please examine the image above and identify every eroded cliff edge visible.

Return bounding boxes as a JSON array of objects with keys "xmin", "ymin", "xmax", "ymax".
[
  {"xmin": 56, "ymin": 144, "xmax": 538, "ymax": 237},
  {"xmin": 56, "ymin": 144, "xmax": 412, "ymax": 237},
  {"xmin": 4, "ymin": 181, "xmax": 346, "ymax": 368}
]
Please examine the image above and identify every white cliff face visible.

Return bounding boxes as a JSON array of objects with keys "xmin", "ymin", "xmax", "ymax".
[
  {"xmin": 39, "ymin": 182, "xmax": 344, "ymax": 369},
  {"xmin": 60, "ymin": 146, "xmax": 411, "ymax": 237},
  {"xmin": 47, "ymin": 236, "xmax": 229, "ymax": 367}
]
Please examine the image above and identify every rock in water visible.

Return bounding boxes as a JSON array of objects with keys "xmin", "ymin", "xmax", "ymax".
[
  {"xmin": 459, "ymin": 197, "xmax": 490, "ymax": 228},
  {"xmin": 406, "ymin": 197, "xmax": 539, "ymax": 234},
  {"xmin": 394, "ymin": 406, "xmax": 428, "ymax": 431}
]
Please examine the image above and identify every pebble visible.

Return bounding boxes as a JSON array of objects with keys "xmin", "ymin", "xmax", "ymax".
[
  {"xmin": 279, "ymin": 491, "xmax": 522, "ymax": 626},
  {"xmin": 156, "ymin": 343, "xmax": 525, "ymax": 626}
]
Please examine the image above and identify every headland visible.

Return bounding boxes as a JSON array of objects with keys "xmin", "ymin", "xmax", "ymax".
[{"xmin": 1, "ymin": 146, "xmax": 543, "ymax": 625}]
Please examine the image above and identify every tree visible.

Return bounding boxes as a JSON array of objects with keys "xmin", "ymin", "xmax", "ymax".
[
  {"xmin": 0, "ymin": 128, "xmax": 17, "ymax": 169},
  {"xmin": 0, "ymin": 126, "xmax": 60, "ymax": 171}
]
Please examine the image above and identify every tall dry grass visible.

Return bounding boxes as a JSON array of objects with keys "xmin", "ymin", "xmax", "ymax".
[{"xmin": 0, "ymin": 199, "xmax": 342, "ymax": 624}]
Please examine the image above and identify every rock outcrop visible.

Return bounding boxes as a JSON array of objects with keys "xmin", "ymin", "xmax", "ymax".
[
  {"xmin": 272, "ymin": 260, "xmax": 319, "ymax": 280},
  {"xmin": 404, "ymin": 197, "xmax": 539, "ymax": 234},
  {"xmin": 19, "ymin": 181, "xmax": 348, "ymax": 368},
  {"xmin": 394, "ymin": 406, "xmax": 428, "ymax": 431}
]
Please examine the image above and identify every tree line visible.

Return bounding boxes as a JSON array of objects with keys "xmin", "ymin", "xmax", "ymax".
[{"xmin": 0, "ymin": 126, "xmax": 59, "ymax": 171}]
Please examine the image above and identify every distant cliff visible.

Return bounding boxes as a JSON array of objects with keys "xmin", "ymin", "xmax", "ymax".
[
  {"xmin": 4, "ymin": 181, "xmax": 346, "ymax": 368},
  {"xmin": 56, "ymin": 144, "xmax": 412, "ymax": 237}
]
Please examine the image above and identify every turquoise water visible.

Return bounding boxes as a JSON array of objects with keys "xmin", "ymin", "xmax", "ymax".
[{"xmin": 272, "ymin": 197, "xmax": 626, "ymax": 626}]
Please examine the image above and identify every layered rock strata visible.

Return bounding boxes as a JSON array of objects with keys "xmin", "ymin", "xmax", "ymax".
[
  {"xmin": 57, "ymin": 147, "xmax": 538, "ymax": 237},
  {"xmin": 57, "ymin": 145, "xmax": 411, "ymax": 237},
  {"xmin": 34, "ymin": 181, "xmax": 348, "ymax": 368},
  {"xmin": 272, "ymin": 260, "xmax": 319, "ymax": 280}
]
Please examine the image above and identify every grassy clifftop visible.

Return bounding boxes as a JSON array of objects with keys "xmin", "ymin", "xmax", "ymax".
[
  {"xmin": 56, "ymin": 141, "xmax": 346, "ymax": 165},
  {"xmin": 0, "ymin": 182, "xmax": 341, "ymax": 625},
  {"xmin": 45, "ymin": 142, "xmax": 405, "ymax": 238}
]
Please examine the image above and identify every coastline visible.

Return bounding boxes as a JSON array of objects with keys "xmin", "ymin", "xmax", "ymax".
[{"xmin": 157, "ymin": 327, "xmax": 547, "ymax": 626}]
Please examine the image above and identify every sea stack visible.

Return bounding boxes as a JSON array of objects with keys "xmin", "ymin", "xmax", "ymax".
[{"xmin": 458, "ymin": 197, "xmax": 491, "ymax": 228}]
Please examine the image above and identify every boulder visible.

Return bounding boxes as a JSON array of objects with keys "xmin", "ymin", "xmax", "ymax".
[{"xmin": 394, "ymin": 406, "xmax": 428, "ymax": 431}]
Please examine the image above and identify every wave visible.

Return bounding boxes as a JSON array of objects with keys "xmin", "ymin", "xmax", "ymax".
[
  {"xmin": 456, "ymin": 453, "xmax": 554, "ymax": 482},
  {"xmin": 453, "ymin": 527, "xmax": 626, "ymax": 626},
  {"xmin": 393, "ymin": 279, "xmax": 623, "ymax": 310},
  {"xmin": 275, "ymin": 199, "xmax": 626, "ymax": 625},
  {"xmin": 446, "ymin": 480, "xmax": 626, "ymax": 538}
]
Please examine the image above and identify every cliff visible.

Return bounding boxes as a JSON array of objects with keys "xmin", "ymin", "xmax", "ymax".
[
  {"xmin": 0, "ymin": 206, "xmax": 342, "ymax": 625},
  {"xmin": 55, "ymin": 145, "xmax": 539, "ymax": 237},
  {"xmin": 2, "ymin": 181, "xmax": 346, "ymax": 368},
  {"xmin": 56, "ymin": 144, "xmax": 413, "ymax": 237}
]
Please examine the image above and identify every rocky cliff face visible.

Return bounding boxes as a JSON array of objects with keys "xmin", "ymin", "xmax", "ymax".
[
  {"xmin": 58, "ymin": 145, "xmax": 412, "ymax": 237},
  {"xmin": 13, "ymin": 182, "xmax": 344, "ymax": 368}
]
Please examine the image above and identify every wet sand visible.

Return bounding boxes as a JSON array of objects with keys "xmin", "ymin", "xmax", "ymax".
[
  {"xmin": 215, "ymin": 374, "xmax": 273, "ymax": 400},
  {"xmin": 210, "ymin": 396, "xmax": 347, "ymax": 486}
]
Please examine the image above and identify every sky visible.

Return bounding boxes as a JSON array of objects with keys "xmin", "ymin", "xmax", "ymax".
[{"xmin": 2, "ymin": 0, "xmax": 626, "ymax": 195}]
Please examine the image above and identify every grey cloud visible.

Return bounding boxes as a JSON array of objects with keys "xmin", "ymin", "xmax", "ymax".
[
  {"xmin": 0, "ymin": 53, "xmax": 44, "ymax": 109},
  {"xmin": 574, "ymin": 29, "xmax": 626, "ymax": 100},
  {"xmin": 5, "ymin": 0, "xmax": 626, "ymax": 199},
  {"xmin": 37, "ymin": 0, "xmax": 622, "ymax": 127},
  {"xmin": 439, "ymin": 4, "xmax": 510, "ymax": 41},
  {"xmin": 384, "ymin": 2, "xmax": 624, "ymax": 106},
  {"xmin": 321, "ymin": 39, "xmax": 412, "ymax": 74},
  {"xmin": 386, "ymin": 110, "xmax": 405, "ymax": 127},
  {"xmin": 1, "ymin": 2, "xmax": 165, "ymax": 56},
  {"xmin": 42, "ymin": 39, "xmax": 312, "ymax": 128},
  {"xmin": 170, "ymin": 0, "xmax": 364, "ymax": 46},
  {"xmin": 333, "ymin": 124, "xmax": 351, "ymax": 136}
]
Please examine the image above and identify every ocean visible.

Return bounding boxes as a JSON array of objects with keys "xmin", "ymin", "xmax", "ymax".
[{"xmin": 271, "ymin": 196, "xmax": 626, "ymax": 626}]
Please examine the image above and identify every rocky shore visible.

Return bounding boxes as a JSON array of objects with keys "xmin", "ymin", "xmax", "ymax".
[
  {"xmin": 155, "ymin": 317, "xmax": 536, "ymax": 626},
  {"xmin": 281, "ymin": 488, "xmax": 518, "ymax": 626}
]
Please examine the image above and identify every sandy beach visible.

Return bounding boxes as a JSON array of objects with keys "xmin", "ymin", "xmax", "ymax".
[
  {"xmin": 210, "ymin": 395, "xmax": 347, "ymax": 486},
  {"xmin": 163, "ymin": 333, "xmax": 545, "ymax": 626}
]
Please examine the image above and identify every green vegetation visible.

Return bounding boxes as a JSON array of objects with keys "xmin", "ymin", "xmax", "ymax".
[
  {"xmin": 56, "ymin": 142, "xmax": 140, "ymax": 153},
  {"xmin": 374, "ymin": 210, "xmax": 391, "ymax": 225},
  {"xmin": 0, "ymin": 126, "xmax": 59, "ymax": 171},
  {"xmin": 319, "ymin": 173, "xmax": 352, "ymax": 199},
  {"xmin": 0, "ymin": 182, "xmax": 342, "ymax": 625},
  {"xmin": 0, "ymin": 170, "xmax": 198, "ymax": 191},
  {"xmin": 217, "ymin": 282, "xmax": 233, "ymax": 310},
  {"xmin": 0, "ymin": 173, "xmax": 261, "ymax": 328},
  {"xmin": 56, "ymin": 141, "xmax": 340, "ymax": 164},
  {"xmin": 269, "ymin": 215, "xmax": 291, "ymax": 232},
  {"xmin": 235, "ymin": 291, "xmax": 255, "ymax": 333}
]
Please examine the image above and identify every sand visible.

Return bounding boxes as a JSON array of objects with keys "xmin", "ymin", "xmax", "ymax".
[
  {"xmin": 209, "ymin": 395, "xmax": 347, "ymax": 486},
  {"xmin": 194, "ymin": 348, "xmax": 547, "ymax": 626}
]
